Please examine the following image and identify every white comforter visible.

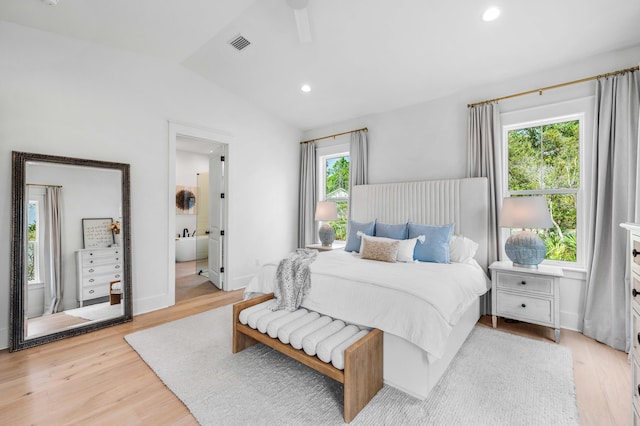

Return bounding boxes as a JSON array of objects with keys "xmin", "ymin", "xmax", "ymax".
[{"xmin": 244, "ymin": 250, "xmax": 489, "ymax": 360}]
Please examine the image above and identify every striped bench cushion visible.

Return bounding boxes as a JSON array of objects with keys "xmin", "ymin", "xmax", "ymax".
[{"xmin": 238, "ymin": 301, "xmax": 370, "ymax": 371}]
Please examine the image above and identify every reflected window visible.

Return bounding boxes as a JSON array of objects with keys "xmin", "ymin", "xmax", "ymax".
[{"xmin": 27, "ymin": 195, "xmax": 44, "ymax": 284}]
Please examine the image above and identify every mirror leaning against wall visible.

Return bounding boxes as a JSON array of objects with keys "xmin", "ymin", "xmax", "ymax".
[{"xmin": 10, "ymin": 151, "xmax": 132, "ymax": 351}]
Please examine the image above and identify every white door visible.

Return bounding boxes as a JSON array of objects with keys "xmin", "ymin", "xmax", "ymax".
[{"xmin": 207, "ymin": 151, "xmax": 225, "ymax": 289}]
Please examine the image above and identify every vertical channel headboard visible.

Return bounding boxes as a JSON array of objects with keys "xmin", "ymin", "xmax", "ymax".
[{"xmin": 350, "ymin": 178, "xmax": 489, "ymax": 270}]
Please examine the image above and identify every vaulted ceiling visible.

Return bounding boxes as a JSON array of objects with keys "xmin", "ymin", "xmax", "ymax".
[{"xmin": 2, "ymin": 0, "xmax": 639, "ymax": 130}]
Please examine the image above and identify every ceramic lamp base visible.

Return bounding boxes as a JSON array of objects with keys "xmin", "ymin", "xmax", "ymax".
[
  {"xmin": 505, "ymin": 230, "xmax": 547, "ymax": 268},
  {"xmin": 318, "ymin": 223, "xmax": 335, "ymax": 246}
]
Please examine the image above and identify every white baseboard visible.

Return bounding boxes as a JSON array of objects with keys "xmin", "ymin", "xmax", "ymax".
[
  {"xmin": 0, "ymin": 326, "xmax": 8, "ymax": 350},
  {"xmin": 561, "ymin": 310, "xmax": 583, "ymax": 332},
  {"xmin": 132, "ymin": 294, "xmax": 172, "ymax": 316},
  {"xmin": 229, "ymin": 274, "xmax": 254, "ymax": 291}
]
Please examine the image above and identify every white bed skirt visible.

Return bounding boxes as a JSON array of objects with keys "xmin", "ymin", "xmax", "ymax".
[{"xmin": 383, "ymin": 297, "xmax": 480, "ymax": 399}]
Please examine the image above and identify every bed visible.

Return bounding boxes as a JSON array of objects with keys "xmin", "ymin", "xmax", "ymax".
[{"xmin": 244, "ymin": 177, "xmax": 490, "ymax": 399}]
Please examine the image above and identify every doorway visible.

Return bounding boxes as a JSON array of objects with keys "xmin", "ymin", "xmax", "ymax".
[{"xmin": 171, "ymin": 127, "xmax": 229, "ymax": 304}]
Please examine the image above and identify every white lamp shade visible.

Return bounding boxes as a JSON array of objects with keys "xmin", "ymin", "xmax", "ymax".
[
  {"xmin": 315, "ymin": 201, "xmax": 338, "ymax": 221},
  {"xmin": 499, "ymin": 196, "xmax": 553, "ymax": 229}
]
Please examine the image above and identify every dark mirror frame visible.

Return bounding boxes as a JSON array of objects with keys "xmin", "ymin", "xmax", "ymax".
[{"xmin": 10, "ymin": 151, "xmax": 132, "ymax": 351}]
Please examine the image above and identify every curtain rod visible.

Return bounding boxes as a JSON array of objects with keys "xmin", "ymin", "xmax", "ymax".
[
  {"xmin": 300, "ymin": 127, "xmax": 368, "ymax": 144},
  {"xmin": 467, "ymin": 65, "xmax": 639, "ymax": 108},
  {"xmin": 26, "ymin": 183, "xmax": 62, "ymax": 188}
]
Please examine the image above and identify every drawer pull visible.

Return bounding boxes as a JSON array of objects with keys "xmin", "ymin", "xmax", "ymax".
[
  {"xmin": 89, "ymin": 289, "xmax": 95, "ymax": 294},
  {"xmin": 633, "ymin": 289, "xmax": 639, "ymax": 298},
  {"xmin": 89, "ymin": 279, "xmax": 94, "ymax": 283},
  {"xmin": 89, "ymin": 268, "xmax": 94, "ymax": 273},
  {"xmin": 115, "ymin": 265, "xmax": 121, "ymax": 269},
  {"xmin": 520, "ymin": 281, "xmax": 526, "ymax": 285},
  {"xmin": 634, "ymin": 249, "xmax": 639, "ymax": 258},
  {"xmin": 637, "ymin": 333, "xmax": 640, "ymax": 345},
  {"xmin": 638, "ymin": 384, "xmax": 640, "ymax": 396},
  {"xmin": 115, "ymin": 274, "xmax": 120, "ymax": 278},
  {"xmin": 521, "ymin": 303, "xmax": 526, "ymax": 308}
]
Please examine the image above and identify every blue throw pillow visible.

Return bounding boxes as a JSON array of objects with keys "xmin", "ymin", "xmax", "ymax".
[
  {"xmin": 408, "ymin": 222, "xmax": 454, "ymax": 263},
  {"xmin": 344, "ymin": 220, "xmax": 376, "ymax": 252},
  {"xmin": 375, "ymin": 222, "xmax": 408, "ymax": 240}
]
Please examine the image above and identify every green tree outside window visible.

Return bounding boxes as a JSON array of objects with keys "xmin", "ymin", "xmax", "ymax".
[
  {"xmin": 325, "ymin": 156, "xmax": 349, "ymax": 241},
  {"xmin": 507, "ymin": 120, "xmax": 579, "ymax": 262}
]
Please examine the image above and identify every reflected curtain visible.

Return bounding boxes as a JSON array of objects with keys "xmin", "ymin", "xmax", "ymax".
[
  {"xmin": 298, "ymin": 142, "xmax": 317, "ymax": 248},
  {"xmin": 467, "ymin": 102, "xmax": 503, "ymax": 315},
  {"xmin": 583, "ymin": 70, "xmax": 640, "ymax": 351},
  {"xmin": 43, "ymin": 187, "xmax": 63, "ymax": 315},
  {"xmin": 348, "ymin": 130, "xmax": 369, "ymax": 219}
]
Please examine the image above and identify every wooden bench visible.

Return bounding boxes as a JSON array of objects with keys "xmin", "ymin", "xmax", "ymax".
[{"xmin": 232, "ymin": 293, "xmax": 383, "ymax": 423}]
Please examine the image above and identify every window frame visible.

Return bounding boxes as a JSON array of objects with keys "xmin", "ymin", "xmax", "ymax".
[
  {"xmin": 316, "ymin": 141, "xmax": 350, "ymax": 241},
  {"xmin": 500, "ymin": 97, "xmax": 592, "ymax": 270},
  {"xmin": 27, "ymin": 189, "xmax": 46, "ymax": 285}
]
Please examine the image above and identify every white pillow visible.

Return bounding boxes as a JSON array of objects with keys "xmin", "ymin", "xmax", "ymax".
[
  {"xmin": 449, "ymin": 235, "xmax": 479, "ymax": 263},
  {"xmin": 397, "ymin": 236, "xmax": 424, "ymax": 262},
  {"xmin": 357, "ymin": 232, "xmax": 424, "ymax": 263}
]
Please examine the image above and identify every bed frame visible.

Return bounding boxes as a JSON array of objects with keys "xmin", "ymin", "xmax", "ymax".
[{"xmin": 350, "ymin": 177, "xmax": 489, "ymax": 399}]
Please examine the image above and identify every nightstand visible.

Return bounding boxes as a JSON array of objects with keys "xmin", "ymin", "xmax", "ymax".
[
  {"xmin": 306, "ymin": 241, "xmax": 346, "ymax": 252},
  {"xmin": 489, "ymin": 260, "xmax": 564, "ymax": 343}
]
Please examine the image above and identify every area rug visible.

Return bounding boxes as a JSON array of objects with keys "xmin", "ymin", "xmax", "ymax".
[
  {"xmin": 65, "ymin": 302, "xmax": 123, "ymax": 321},
  {"xmin": 125, "ymin": 305, "xmax": 579, "ymax": 425}
]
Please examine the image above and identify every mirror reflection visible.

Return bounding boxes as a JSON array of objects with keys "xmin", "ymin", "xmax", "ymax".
[{"xmin": 11, "ymin": 152, "xmax": 132, "ymax": 351}]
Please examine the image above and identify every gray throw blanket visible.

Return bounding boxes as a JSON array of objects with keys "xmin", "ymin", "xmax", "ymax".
[{"xmin": 271, "ymin": 249, "xmax": 319, "ymax": 311}]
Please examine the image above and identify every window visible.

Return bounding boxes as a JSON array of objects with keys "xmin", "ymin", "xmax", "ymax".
[
  {"xmin": 27, "ymin": 199, "xmax": 41, "ymax": 284},
  {"xmin": 503, "ymin": 115, "xmax": 582, "ymax": 264},
  {"xmin": 318, "ymin": 143, "xmax": 350, "ymax": 241}
]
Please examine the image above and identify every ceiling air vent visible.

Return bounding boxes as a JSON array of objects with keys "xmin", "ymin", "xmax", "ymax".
[{"xmin": 228, "ymin": 35, "xmax": 251, "ymax": 51}]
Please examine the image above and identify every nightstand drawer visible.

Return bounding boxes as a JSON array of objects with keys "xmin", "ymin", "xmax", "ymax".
[
  {"xmin": 496, "ymin": 272, "xmax": 553, "ymax": 295},
  {"xmin": 633, "ymin": 238, "xmax": 640, "ymax": 272},
  {"xmin": 633, "ymin": 273, "xmax": 640, "ymax": 307},
  {"xmin": 496, "ymin": 291, "xmax": 553, "ymax": 324},
  {"xmin": 634, "ymin": 306, "xmax": 640, "ymax": 359}
]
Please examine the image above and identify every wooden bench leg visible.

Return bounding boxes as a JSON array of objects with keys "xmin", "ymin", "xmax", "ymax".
[
  {"xmin": 232, "ymin": 293, "xmax": 275, "ymax": 354},
  {"xmin": 343, "ymin": 328, "xmax": 383, "ymax": 423}
]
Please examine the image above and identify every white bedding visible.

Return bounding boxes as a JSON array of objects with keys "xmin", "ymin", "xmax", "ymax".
[{"xmin": 244, "ymin": 250, "xmax": 489, "ymax": 360}]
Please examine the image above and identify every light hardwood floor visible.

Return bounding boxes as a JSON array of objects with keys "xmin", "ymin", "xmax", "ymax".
[{"xmin": 0, "ymin": 292, "xmax": 630, "ymax": 425}]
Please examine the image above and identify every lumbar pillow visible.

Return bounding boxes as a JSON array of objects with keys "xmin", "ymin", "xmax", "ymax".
[
  {"xmin": 357, "ymin": 232, "xmax": 424, "ymax": 262},
  {"xmin": 374, "ymin": 222, "xmax": 408, "ymax": 240},
  {"xmin": 449, "ymin": 235, "xmax": 479, "ymax": 263},
  {"xmin": 360, "ymin": 235, "xmax": 399, "ymax": 263},
  {"xmin": 408, "ymin": 222, "xmax": 454, "ymax": 263},
  {"xmin": 344, "ymin": 220, "xmax": 375, "ymax": 252}
]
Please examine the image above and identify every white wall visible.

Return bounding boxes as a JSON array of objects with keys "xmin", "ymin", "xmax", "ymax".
[
  {"xmin": 0, "ymin": 21, "xmax": 300, "ymax": 349},
  {"xmin": 302, "ymin": 44, "xmax": 640, "ymax": 332}
]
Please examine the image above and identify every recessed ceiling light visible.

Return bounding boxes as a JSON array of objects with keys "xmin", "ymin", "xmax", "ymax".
[
  {"xmin": 301, "ymin": 84, "xmax": 311, "ymax": 93},
  {"xmin": 482, "ymin": 7, "xmax": 500, "ymax": 22}
]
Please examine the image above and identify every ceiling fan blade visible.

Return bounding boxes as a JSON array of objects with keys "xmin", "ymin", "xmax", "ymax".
[{"xmin": 293, "ymin": 7, "xmax": 312, "ymax": 43}]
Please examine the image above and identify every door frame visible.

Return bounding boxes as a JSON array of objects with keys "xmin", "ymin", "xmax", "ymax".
[{"xmin": 168, "ymin": 122, "xmax": 232, "ymax": 305}]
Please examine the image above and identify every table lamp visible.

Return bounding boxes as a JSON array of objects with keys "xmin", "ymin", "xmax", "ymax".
[
  {"xmin": 499, "ymin": 196, "xmax": 554, "ymax": 268},
  {"xmin": 315, "ymin": 201, "xmax": 338, "ymax": 246}
]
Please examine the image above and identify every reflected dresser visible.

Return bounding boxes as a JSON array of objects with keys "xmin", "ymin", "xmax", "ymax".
[
  {"xmin": 76, "ymin": 247, "xmax": 123, "ymax": 307},
  {"xmin": 622, "ymin": 223, "xmax": 640, "ymax": 425}
]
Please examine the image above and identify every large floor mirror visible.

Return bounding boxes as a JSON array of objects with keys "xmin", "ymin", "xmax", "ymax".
[{"xmin": 10, "ymin": 151, "xmax": 132, "ymax": 351}]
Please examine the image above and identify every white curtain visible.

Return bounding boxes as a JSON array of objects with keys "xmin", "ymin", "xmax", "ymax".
[
  {"xmin": 467, "ymin": 102, "xmax": 503, "ymax": 315},
  {"xmin": 348, "ymin": 130, "xmax": 368, "ymax": 219},
  {"xmin": 298, "ymin": 142, "xmax": 317, "ymax": 248},
  {"xmin": 43, "ymin": 186, "xmax": 63, "ymax": 315},
  {"xmin": 583, "ymin": 70, "xmax": 640, "ymax": 351}
]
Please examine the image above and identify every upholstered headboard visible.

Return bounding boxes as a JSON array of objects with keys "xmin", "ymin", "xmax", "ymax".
[{"xmin": 350, "ymin": 178, "xmax": 489, "ymax": 271}]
